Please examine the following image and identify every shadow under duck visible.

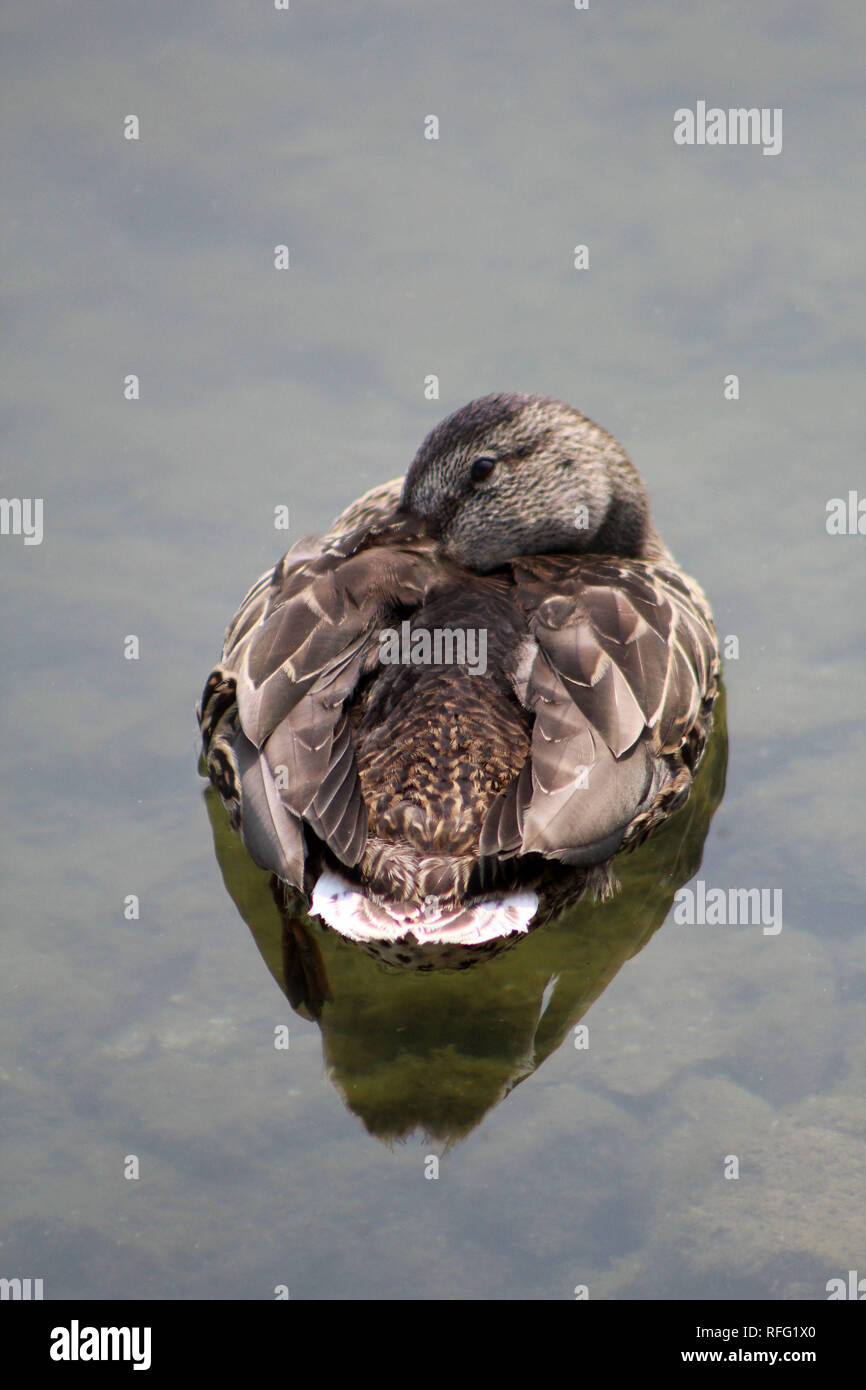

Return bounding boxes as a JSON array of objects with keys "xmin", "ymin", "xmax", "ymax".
[{"xmin": 198, "ymin": 394, "xmax": 720, "ymax": 947}]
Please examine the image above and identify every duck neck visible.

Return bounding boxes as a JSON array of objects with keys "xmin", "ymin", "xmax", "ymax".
[{"xmin": 592, "ymin": 486, "xmax": 652, "ymax": 558}]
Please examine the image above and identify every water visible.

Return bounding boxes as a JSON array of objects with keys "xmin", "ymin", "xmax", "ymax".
[{"xmin": 2, "ymin": 0, "xmax": 864, "ymax": 1300}]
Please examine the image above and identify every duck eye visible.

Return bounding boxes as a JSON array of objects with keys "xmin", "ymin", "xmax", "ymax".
[{"xmin": 470, "ymin": 456, "xmax": 497, "ymax": 483}]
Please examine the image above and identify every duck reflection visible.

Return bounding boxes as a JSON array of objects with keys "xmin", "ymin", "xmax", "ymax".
[{"xmin": 202, "ymin": 690, "xmax": 727, "ymax": 1145}]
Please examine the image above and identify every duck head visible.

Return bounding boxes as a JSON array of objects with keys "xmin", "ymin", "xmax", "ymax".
[{"xmin": 401, "ymin": 393, "xmax": 651, "ymax": 572}]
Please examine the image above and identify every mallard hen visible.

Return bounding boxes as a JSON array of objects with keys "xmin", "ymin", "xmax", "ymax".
[{"xmin": 198, "ymin": 394, "xmax": 720, "ymax": 946}]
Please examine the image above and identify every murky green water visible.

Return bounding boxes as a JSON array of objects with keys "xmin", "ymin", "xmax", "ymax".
[{"xmin": 2, "ymin": 1, "xmax": 864, "ymax": 1300}]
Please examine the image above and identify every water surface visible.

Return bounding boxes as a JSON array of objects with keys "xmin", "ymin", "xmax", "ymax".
[{"xmin": 2, "ymin": 0, "xmax": 864, "ymax": 1300}]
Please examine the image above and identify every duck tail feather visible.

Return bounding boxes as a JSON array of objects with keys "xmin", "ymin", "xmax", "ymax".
[{"xmin": 309, "ymin": 871, "xmax": 538, "ymax": 945}]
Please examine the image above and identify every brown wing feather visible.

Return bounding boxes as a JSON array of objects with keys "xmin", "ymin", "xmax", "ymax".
[
  {"xmin": 202, "ymin": 482, "xmax": 441, "ymax": 886},
  {"xmin": 480, "ymin": 553, "xmax": 718, "ymax": 865}
]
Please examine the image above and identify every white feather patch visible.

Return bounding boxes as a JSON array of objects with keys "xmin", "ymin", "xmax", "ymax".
[{"xmin": 310, "ymin": 871, "xmax": 538, "ymax": 945}]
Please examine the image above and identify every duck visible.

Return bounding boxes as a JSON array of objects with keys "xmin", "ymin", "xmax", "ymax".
[{"xmin": 198, "ymin": 393, "xmax": 720, "ymax": 949}]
